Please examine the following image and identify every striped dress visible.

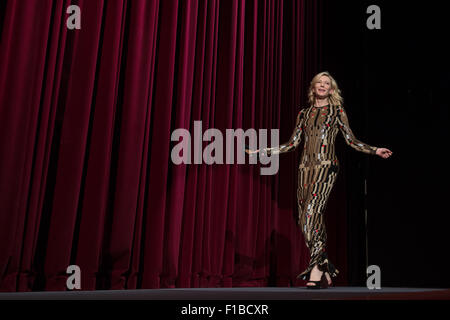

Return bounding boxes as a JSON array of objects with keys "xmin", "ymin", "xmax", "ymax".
[{"xmin": 264, "ymin": 104, "xmax": 378, "ymax": 281}]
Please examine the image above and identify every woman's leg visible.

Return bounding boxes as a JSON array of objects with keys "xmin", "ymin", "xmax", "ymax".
[{"xmin": 297, "ymin": 164, "xmax": 339, "ymax": 283}]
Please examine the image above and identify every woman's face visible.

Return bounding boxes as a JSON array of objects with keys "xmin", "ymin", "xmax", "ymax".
[{"xmin": 313, "ymin": 75, "xmax": 333, "ymax": 98}]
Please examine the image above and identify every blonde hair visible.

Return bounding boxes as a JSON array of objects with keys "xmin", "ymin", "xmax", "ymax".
[{"xmin": 307, "ymin": 71, "xmax": 343, "ymax": 107}]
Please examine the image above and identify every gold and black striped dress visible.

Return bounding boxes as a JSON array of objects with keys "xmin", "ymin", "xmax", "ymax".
[{"xmin": 263, "ymin": 104, "xmax": 378, "ymax": 281}]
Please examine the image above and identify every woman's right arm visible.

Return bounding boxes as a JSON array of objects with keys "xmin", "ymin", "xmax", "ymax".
[{"xmin": 260, "ymin": 109, "xmax": 305, "ymax": 156}]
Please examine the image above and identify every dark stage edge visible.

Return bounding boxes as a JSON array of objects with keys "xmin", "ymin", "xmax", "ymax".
[{"xmin": 1, "ymin": 287, "xmax": 449, "ymax": 300}]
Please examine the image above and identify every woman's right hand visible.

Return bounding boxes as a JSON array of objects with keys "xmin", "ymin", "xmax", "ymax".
[{"xmin": 245, "ymin": 149, "xmax": 259, "ymax": 155}]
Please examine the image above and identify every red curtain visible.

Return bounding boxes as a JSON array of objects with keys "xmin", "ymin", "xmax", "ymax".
[{"xmin": 0, "ymin": 0, "xmax": 346, "ymax": 292}]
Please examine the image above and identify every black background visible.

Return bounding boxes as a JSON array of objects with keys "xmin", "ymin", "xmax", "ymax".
[{"xmin": 322, "ymin": 1, "xmax": 450, "ymax": 287}]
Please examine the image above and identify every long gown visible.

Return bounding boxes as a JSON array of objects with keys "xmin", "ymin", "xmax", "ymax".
[{"xmin": 263, "ymin": 104, "xmax": 378, "ymax": 280}]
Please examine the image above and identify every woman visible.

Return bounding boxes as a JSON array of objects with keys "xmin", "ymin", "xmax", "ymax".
[{"xmin": 246, "ymin": 71, "xmax": 392, "ymax": 289}]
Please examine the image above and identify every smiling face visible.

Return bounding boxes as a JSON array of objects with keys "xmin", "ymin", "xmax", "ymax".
[
  {"xmin": 313, "ymin": 75, "xmax": 333, "ymax": 99},
  {"xmin": 308, "ymin": 72, "xmax": 343, "ymax": 107}
]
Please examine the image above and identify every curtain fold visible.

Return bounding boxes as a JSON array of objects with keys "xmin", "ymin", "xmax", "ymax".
[{"xmin": 0, "ymin": 0, "xmax": 342, "ymax": 292}]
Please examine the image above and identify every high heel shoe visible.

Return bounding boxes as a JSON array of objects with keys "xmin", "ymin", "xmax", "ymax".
[{"xmin": 306, "ymin": 272, "xmax": 329, "ymax": 289}]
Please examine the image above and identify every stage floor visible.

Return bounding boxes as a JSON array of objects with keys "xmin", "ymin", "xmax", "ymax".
[{"xmin": 1, "ymin": 287, "xmax": 449, "ymax": 300}]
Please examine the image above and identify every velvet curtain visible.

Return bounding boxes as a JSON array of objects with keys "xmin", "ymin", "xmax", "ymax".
[{"xmin": 0, "ymin": 0, "xmax": 335, "ymax": 292}]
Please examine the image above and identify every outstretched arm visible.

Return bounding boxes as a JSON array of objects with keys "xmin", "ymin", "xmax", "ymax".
[
  {"xmin": 246, "ymin": 109, "xmax": 305, "ymax": 156},
  {"xmin": 336, "ymin": 106, "xmax": 378, "ymax": 155}
]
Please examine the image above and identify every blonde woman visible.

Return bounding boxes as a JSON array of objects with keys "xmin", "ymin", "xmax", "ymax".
[{"xmin": 246, "ymin": 72, "xmax": 392, "ymax": 288}]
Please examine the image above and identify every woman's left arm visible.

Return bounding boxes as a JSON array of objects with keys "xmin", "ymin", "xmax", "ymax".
[{"xmin": 336, "ymin": 105, "xmax": 378, "ymax": 155}]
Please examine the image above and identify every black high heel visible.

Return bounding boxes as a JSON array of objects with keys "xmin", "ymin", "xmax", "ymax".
[{"xmin": 306, "ymin": 272, "xmax": 329, "ymax": 289}]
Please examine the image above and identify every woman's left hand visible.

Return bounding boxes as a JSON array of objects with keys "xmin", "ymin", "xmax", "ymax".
[{"xmin": 376, "ymin": 148, "xmax": 393, "ymax": 159}]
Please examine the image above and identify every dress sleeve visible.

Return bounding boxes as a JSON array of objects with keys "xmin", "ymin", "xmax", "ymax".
[
  {"xmin": 262, "ymin": 109, "xmax": 305, "ymax": 155},
  {"xmin": 336, "ymin": 106, "xmax": 378, "ymax": 155}
]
